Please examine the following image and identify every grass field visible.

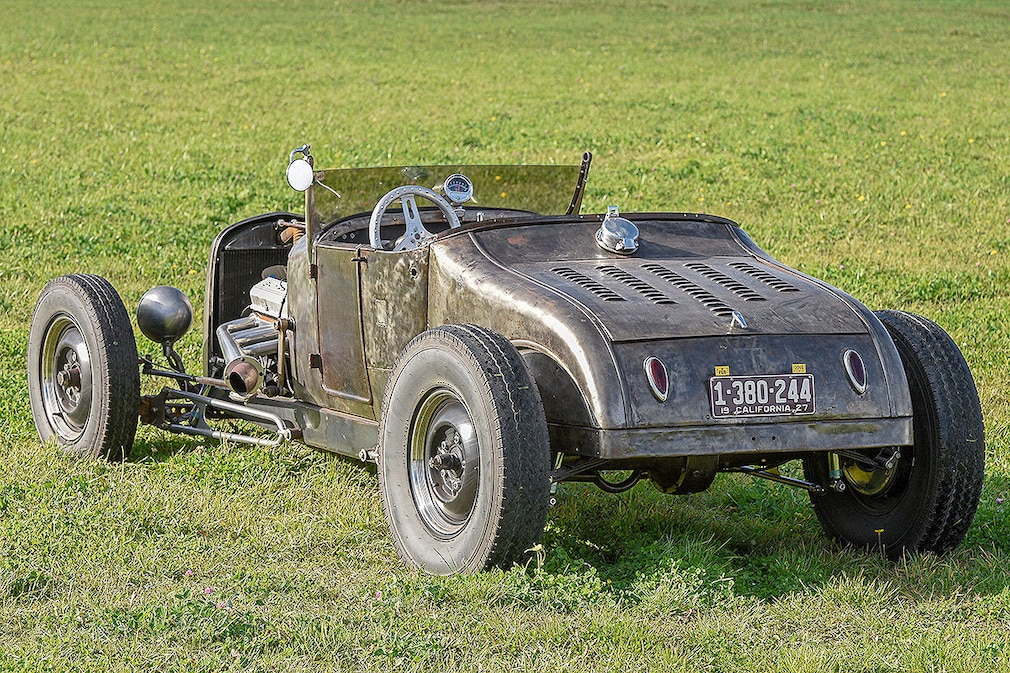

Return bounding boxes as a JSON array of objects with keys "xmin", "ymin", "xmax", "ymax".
[{"xmin": 2, "ymin": 0, "xmax": 1010, "ymax": 670}]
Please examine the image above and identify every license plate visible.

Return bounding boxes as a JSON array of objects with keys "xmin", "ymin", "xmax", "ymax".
[{"xmin": 709, "ymin": 374, "xmax": 815, "ymax": 418}]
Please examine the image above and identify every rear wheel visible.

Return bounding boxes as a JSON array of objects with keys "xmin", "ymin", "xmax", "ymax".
[
  {"xmin": 804, "ymin": 310, "xmax": 984, "ymax": 559},
  {"xmin": 28, "ymin": 274, "xmax": 140, "ymax": 460},
  {"xmin": 378, "ymin": 324, "xmax": 551, "ymax": 574}
]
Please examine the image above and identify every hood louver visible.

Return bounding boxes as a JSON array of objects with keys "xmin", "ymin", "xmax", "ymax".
[
  {"xmin": 683, "ymin": 263, "xmax": 766, "ymax": 302},
  {"xmin": 598, "ymin": 265, "xmax": 676, "ymax": 305},
  {"xmin": 533, "ymin": 257, "xmax": 863, "ymax": 341},
  {"xmin": 552, "ymin": 267, "xmax": 626, "ymax": 302},
  {"xmin": 727, "ymin": 261, "xmax": 800, "ymax": 293},
  {"xmin": 640, "ymin": 263, "xmax": 735, "ymax": 317}
]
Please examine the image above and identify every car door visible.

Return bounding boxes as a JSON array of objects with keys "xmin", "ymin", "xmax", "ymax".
[{"xmin": 314, "ymin": 242, "xmax": 373, "ymax": 413}]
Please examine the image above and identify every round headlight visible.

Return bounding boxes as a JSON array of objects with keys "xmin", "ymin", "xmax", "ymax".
[{"xmin": 137, "ymin": 286, "xmax": 193, "ymax": 345}]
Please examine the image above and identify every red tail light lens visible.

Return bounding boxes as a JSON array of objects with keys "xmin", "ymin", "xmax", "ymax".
[{"xmin": 644, "ymin": 356, "xmax": 670, "ymax": 402}]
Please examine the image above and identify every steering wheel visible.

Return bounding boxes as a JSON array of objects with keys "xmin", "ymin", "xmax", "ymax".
[{"xmin": 369, "ymin": 185, "xmax": 462, "ymax": 251}]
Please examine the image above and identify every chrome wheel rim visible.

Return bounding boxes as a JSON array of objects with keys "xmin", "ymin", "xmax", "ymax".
[
  {"xmin": 408, "ymin": 388, "xmax": 480, "ymax": 538},
  {"xmin": 39, "ymin": 314, "xmax": 93, "ymax": 441}
]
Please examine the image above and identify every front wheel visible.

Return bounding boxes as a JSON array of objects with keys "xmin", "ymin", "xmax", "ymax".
[
  {"xmin": 28, "ymin": 274, "xmax": 140, "ymax": 460},
  {"xmin": 804, "ymin": 310, "xmax": 984, "ymax": 559},
  {"xmin": 377, "ymin": 324, "xmax": 551, "ymax": 574}
]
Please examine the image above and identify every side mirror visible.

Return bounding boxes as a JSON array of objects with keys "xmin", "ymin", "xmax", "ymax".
[
  {"xmin": 286, "ymin": 159, "xmax": 314, "ymax": 192},
  {"xmin": 286, "ymin": 144, "xmax": 314, "ymax": 192}
]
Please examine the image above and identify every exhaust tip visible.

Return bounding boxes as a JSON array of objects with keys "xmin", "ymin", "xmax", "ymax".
[{"xmin": 224, "ymin": 357, "xmax": 263, "ymax": 396}]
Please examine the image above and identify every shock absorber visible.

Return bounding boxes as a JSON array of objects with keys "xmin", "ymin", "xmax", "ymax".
[{"xmin": 828, "ymin": 453, "xmax": 847, "ymax": 492}]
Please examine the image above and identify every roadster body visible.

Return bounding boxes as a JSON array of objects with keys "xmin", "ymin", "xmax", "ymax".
[{"xmin": 28, "ymin": 148, "xmax": 985, "ymax": 574}]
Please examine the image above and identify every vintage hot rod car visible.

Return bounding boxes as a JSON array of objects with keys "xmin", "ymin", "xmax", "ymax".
[{"xmin": 28, "ymin": 147, "xmax": 985, "ymax": 574}]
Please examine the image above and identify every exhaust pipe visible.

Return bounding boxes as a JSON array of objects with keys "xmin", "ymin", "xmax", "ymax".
[
  {"xmin": 224, "ymin": 357, "xmax": 264, "ymax": 396},
  {"xmin": 216, "ymin": 315, "xmax": 278, "ymax": 397}
]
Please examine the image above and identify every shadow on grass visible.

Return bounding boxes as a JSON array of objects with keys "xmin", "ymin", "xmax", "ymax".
[
  {"xmin": 127, "ymin": 421, "xmax": 372, "ymax": 490},
  {"xmin": 541, "ymin": 468, "xmax": 1010, "ymax": 602},
  {"xmin": 126, "ymin": 426, "xmax": 1010, "ymax": 604},
  {"xmin": 128, "ymin": 431, "xmax": 205, "ymax": 465},
  {"xmin": 129, "ymin": 417, "xmax": 300, "ymax": 465},
  {"xmin": 964, "ymin": 469, "xmax": 1010, "ymax": 555}
]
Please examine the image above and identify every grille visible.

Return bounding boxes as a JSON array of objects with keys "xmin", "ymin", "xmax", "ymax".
[
  {"xmin": 552, "ymin": 267, "xmax": 626, "ymax": 302},
  {"xmin": 640, "ymin": 262, "xmax": 735, "ymax": 317},
  {"xmin": 727, "ymin": 261, "xmax": 800, "ymax": 292},
  {"xmin": 683, "ymin": 262, "xmax": 766, "ymax": 302},
  {"xmin": 597, "ymin": 265, "xmax": 676, "ymax": 305},
  {"xmin": 212, "ymin": 247, "xmax": 289, "ymax": 358},
  {"xmin": 215, "ymin": 248, "xmax": 289, "ymax": 326}
]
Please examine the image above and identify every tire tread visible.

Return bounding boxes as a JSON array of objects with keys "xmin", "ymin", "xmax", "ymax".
[
  {"xmin": 805, "ymin": 310, "xmax": 984, "ymax": 558},
  {"xmin": 29, "ymin": 274, "xmax": 139, "ymax": 460},
  {"xmin": 441, "ymin": 323, "xmax": 551, "ymax": 568},
  {"xmin": 875, "ymin": 310, "xmax": 984, "ymax": 555},
  {"xmin": 377, "ymin": 324, "xmax": 550, "ymax": 573}
]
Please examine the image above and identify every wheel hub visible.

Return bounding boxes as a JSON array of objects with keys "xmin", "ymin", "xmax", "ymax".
[
  {"xmin": 429, "ymin": 431, "xmax": 466, "ymax": 494},
  {"xmin": 842, "ymin": 448, "xmax": 902, "ymax": 497},
  {"xmin": 409, "ymin": 390, "xmax": 480, "ymax": 538},
  {"xmin": 57, "ymin": 357, "xmax": 82, "ymax": 398},
  {"xmin": 40, "ymin": 317, "xmax": 93, "ymax": 438}
]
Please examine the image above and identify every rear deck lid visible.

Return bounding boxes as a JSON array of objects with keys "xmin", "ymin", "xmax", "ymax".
[{"xmin": 474, "ymin": 218, "xmax": 867, "ymax": 342}]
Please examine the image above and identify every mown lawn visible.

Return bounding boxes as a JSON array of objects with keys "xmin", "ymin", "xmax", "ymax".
[{"xmin": 2, "ymin": 1, "xmax": 1009, "ymax": 670}]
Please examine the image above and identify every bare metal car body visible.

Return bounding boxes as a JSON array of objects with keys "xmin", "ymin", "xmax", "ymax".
[
  {"xmin": 207, "ymin": 201, "xmax": 913, "ymax": 463},
  {"xmin": 27, "ymin": 148, "xmax": 984, "ymax": 574}
]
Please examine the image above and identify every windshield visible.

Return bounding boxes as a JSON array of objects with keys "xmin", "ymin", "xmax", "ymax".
[{"xmin": 311, "ymin": 163, "xmax": 583, "ymax": 225}]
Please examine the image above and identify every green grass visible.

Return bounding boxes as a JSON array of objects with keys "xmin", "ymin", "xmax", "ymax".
[{"xmin": 3, "ymin": 0, "xmax": 1010, "ymax": 670}]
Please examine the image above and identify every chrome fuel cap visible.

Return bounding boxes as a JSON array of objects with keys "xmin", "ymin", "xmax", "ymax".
[{"xmin": 596, "ymin": 206, "xmax": 639, "ymax": 255}]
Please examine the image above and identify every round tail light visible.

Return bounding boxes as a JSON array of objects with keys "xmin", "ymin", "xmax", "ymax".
[
  {"xmin": 644, "ymin": 356, "xmax": 670, "ymax": 402},
  {"xmin": 843, "ymin": 349, "xmax": 867, "ymax": 394}
]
